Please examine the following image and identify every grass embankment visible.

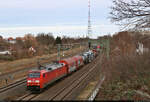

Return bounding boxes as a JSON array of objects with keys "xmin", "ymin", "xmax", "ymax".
[{"xmin": 96, "ymin": 53, "xmax": 150, "ymax": 100}]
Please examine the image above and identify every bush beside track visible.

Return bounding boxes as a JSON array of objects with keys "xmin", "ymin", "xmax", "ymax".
[{"xmin": 96, "ymin": 53, "xmax": 150, "ymax": 100}]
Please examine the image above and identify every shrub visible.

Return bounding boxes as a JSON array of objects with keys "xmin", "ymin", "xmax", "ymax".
[
  {"xmin": 99, "ymin": 52, "xmax": 150, "ymax": 100},
  {"xmin": 0, "ymin": 55, "xmax": 15, "ymax": 61}
]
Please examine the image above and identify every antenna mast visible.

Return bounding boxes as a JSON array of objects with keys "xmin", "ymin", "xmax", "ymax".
[{"xmin": 87, "ymin": 0, "xmax": 92, "ymax": 38}]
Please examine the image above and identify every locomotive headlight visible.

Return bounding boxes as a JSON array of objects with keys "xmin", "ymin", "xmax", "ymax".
[
  {"xmin": 27, "ymin": 80, "xmax": 31, "ymax": 83},
  {"xmin": 35, "ymin": 80, "xmax": 40, "ymax": 83}
]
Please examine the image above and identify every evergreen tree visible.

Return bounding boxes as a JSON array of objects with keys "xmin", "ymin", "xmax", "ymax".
[{"xmin": 55, "ymin": 36, "xmax": 62, "ymax": 45}]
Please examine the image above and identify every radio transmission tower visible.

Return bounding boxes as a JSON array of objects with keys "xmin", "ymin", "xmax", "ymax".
[
  {"xmin": 87, "ymin": 0, "xmax": 92, "ymax": 38},
  {"xmin": 87, "ymin": 0, "xmax": 92, "ymax": 49}
]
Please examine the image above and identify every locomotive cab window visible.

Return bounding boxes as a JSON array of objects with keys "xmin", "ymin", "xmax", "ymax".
[
  {"xmin": 28, "ymin": 72, "xmax": 40, "ymax": 78},
  {"xmin": 48, "ymin": 68, "xmax": 52, "ymax": 70}
]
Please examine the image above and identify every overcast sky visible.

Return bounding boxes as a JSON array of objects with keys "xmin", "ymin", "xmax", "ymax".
[{"xmin": 0, "ymin": 0, "xmax": 120, "ymax": 38}]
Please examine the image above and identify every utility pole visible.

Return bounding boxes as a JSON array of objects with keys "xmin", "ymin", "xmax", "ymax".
[{"xmin": 57, "ymin": 44, "xmax": 61, "ymax": 61}]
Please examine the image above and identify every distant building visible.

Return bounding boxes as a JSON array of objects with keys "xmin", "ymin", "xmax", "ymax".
[
  {"xmin": 7, "ymin": 37, "xmax": 16, "ymax": 44},
  {"xmin": 29, "ymin": 46, "xmax": 36, "ymax": 53},
  {"xmin": 0, "ymin": 51, "xmax": 11, "ymax": 55},
  {"xmin": 136, "ymin": 42, "xmax": 149, "ymax": 55}
]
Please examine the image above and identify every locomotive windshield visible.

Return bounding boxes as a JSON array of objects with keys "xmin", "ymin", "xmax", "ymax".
[{"xmin": 28, "ymin": 72, "xmax": 40, "ymax": 78}]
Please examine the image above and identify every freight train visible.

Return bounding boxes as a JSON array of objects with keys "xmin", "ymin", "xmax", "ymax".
[{"xmin": 26, "ymin": 49, "xmax": 99, "ymax": 92}]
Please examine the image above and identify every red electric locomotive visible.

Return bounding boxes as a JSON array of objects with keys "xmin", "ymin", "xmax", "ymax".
[
  {"xmin": 27, "ymin": 62, "xmax": 67, "ymax": 91},
  {"xmin": 27, "ymin": 55, "xmax": 84, "ymax": 91}
]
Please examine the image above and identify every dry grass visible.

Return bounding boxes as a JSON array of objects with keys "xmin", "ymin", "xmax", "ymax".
[
  {"xmin": 77, "ymin": 81, "xmax": 98, "ymax": 100},
  {"xmin": 0, "ymin": 46, "xmax": 86, "ymax": 75},
  {"xmin": 96, "ymin": 53, "xmax": 150, "ymax": 100}
]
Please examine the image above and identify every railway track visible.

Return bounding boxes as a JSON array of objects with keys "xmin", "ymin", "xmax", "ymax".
[
  {"xmin": 50, "ymin": 62, "xmax": 99, "ymax": 100},
  {"xmin": 16, "ymin": 93, "xmax": 36, "ymax": 101},
  {"xmin": 0, "ymin": 77, "xmax": 26, "ymax": 93},
  {"xmin": 16, "ymin": 55, "xmax": 102, "ymax": 101},
  {"xmin": 51, "ymin": 55, "xmax": 103, "ymax": 100}
]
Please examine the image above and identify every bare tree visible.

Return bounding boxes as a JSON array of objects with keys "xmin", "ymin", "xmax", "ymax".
[
  {"xmin": 36, "ymin": 33, "xmax": 55, "ymax": 46},
  {"xmin": 110, "ymin": 0, "xmax": 150, "ymax": 29}
]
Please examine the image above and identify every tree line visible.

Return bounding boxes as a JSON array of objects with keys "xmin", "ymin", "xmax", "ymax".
[{"xmin": 0, "ymin": 33, "xmax": 88, "ymax": 60}]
